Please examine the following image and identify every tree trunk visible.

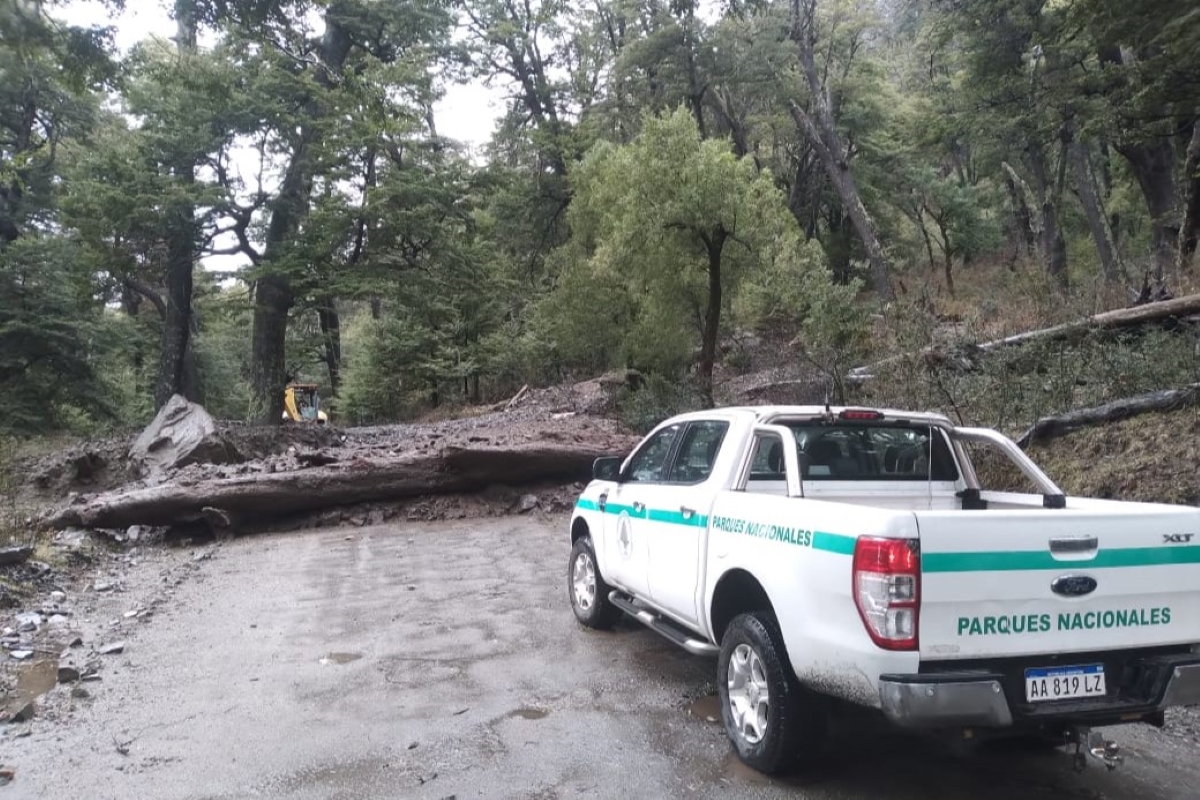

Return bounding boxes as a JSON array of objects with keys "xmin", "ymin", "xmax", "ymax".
[
  {"xmin": 248, "ymin": 8, "xmax": 353, "ymax": 424},
  {"xmin": 849, "ymin": 292, "xmax": 1200, "ymax": 381},
  {"xmin": 49, "ymin": 436, "xmax": 640, "ymax": 531},
  {"xmin": 1024, "ymin": 142, "xmax": 1068, "ymax": 289},
  {"xmin": 1116, "ymin": 139, "xmax": 1179, "ymax": 283},
  {"xmin": 941, "ymin": 239, "xmax": 954, "ymax": 296},
  {"xmin": 788, "ymin": 0, "xmax": 893, "ymax": 300},
  {"xmin": 124, "ymin": 278, "xmax": 163, "ymax": 318},
  {"xmin": 698, "ymin": 226, "xmax": 726, "ymax": 408},
  {"xmin": 250, "ymin": 275, "xmax": 293, "ymax": 423},
  {"xmin": 1070, "ymin": 138, "xmax": 1124, "ymax": 284},
  {"xmin": 825, "ymin": 208, "xmax": 853, "ymax": 284},
  {"xmin": 155, "ymin": 0, "xmax": 200, "ymax": 410},
  {"xmin": 930, "ymin": 212, "xmax": 954, "ymax": 296},
  {"xmin": 1017, "ymin": 384, "xmax": 1200, "ymax": 448},
  {"xmin": 1179, "ymin": 117, "xmax": 1200, "ymax": 272},
  {"xmin": 913, "ymin": 205, "xmax": 937, "ymax": 274},
  {"xmin": 678, "ymin": 5, "xmax": 707, "ymax": 139},
  {"xmin": 156, "ymin": 188, "xmax": 198, "ymax": 407},
  {"xmin": 316, "ymin": 297, "xmax": 341, "ymax": 395},
  {"xmin": 1001, "ymin": 162, "xmax": 1038, "ymax": 259}
]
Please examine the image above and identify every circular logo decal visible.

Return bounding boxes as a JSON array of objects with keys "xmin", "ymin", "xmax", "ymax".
[{"xmin": 617, "ymin": 512, "xmax": 633, "ymax": 559}]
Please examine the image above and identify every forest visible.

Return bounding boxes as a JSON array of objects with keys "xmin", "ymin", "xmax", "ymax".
[{"xmin": 2, "ymin": 0, "xmax": 1199, "ymax": 437}]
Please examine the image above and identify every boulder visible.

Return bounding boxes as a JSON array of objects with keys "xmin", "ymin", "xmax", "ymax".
[{"xmin": 128, "ymin": 396, "xmax": 239, "ymax": 479}]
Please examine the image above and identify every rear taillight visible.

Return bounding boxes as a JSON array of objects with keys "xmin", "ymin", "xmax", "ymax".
[{"xmin": 852, "ymin": 537, "xmax": 920, "ymax": 651}]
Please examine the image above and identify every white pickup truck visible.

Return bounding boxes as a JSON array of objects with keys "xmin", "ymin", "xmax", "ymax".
[{"xmin": 566, "ymin": 405, "xmax": 1200, "ymax": 774}]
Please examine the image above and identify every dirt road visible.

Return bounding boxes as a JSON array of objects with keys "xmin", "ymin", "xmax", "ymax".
[{"xmin": 7, "ymin": 517, "xmax": 1199, "ymax": 799}]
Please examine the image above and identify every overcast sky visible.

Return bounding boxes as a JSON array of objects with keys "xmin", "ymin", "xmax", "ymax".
[{"xmin": 59, "ymin": 0, "xmax": 504, "ymax": 150}]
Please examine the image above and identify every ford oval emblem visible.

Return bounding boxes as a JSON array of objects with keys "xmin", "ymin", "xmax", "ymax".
[{"xmin": 1051, "ymin": 575, "xmax": 1098, "ymax": 597}]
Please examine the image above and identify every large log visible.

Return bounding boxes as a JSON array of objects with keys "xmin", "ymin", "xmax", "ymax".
[
  {"xmin": 1016, "ymin": 384, "xmax": 1200, "ymax": 448},
  {"xmin": 48, "ymin": 438, "xmax": 636, "ymax": 530},
  {"xmin": 850, "ymin": 292, "xmax": 1200, "ymax": 380}
]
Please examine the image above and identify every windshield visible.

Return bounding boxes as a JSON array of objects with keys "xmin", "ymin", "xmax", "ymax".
[{"xmin": 758, "ymin": 422, "xmax": 959, "ymax": 482}]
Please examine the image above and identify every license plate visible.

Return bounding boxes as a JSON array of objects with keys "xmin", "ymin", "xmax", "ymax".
[{"xmin": 1024, "ymin": 664, "xmax": 1106, "ymax": 702}]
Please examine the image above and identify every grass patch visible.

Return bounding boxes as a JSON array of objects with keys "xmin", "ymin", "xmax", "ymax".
[{"xmin": 1027, "ymin": 406, "xmax": 1200, "ymax": 505}]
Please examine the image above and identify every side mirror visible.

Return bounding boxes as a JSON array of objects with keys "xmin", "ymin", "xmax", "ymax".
[{"xmin": 592, "ymin": 456, "xmax": 623, "ymax": 482}]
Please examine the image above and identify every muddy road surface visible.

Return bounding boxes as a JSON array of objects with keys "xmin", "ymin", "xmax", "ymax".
[{"xmin": 7, "ymin": 518, "xmax": 1199, "ymax": 799}]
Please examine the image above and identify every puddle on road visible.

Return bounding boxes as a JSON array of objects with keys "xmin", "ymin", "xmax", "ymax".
[
  {"xmin": 16, "ymin": 659, "xmax": 58, "ymax": 697},
  {"xmin": 720, "ymin": 752, "xmax": 782, "ymax": 786},
  {"xmin": 686, "ymin": 695, "xmax": 722, "ymax": 725},
  {"xmin": 319, "ymin": 652, "xmax": 363, "ymax": 666},
  {"xmin": 505, "ymin": 707, "xmax": 549, "ymax": 721},
  {"xmin": 3, "ymin": 657, "xmax": 58, "ymax": 716}
]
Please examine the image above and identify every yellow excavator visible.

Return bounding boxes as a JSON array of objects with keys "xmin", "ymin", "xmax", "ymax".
[{"xmin": 282, "ymin": 383, "xmax": 328, "ymax": 424}]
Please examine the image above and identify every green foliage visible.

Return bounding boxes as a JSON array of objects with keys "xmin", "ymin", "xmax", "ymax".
[
  {"xmin": 5, "ymin": 0, "xmax": 1200, "ymax": 440},
  {"xmin": 0, "ymin": 238, "xmax": 117, "ymax": 434},
  {"xmin": 193, "ymin": 285, "xmax": 254, "ymax": 420},
  {"xmin": 616, "ymin": 373, "xmax": 705, "ymax": 435},
  {"xmin": 338, "ymin": 314, "xmax": 425, "ymax": 425},
  {"xmin": 553, "ymin": 107, "xmax": 810, "ymax": 379},
  {"xmin": 0, "ymin": 1, "xmax": 116, "ymax": 240}
]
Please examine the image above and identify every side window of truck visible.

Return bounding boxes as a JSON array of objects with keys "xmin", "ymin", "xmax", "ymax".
[
  {"xmin": 625, "ymin": 424, "xmax": 683, "ymax": 482},
  {"xmin": 744, "ymin": 433, "xmax": 787, "ymax": 492},
  {"xmin": 667, "ymin": 421, "xmax": 729, "ymax": 484}
]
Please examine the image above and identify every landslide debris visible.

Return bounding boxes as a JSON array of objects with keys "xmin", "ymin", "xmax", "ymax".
[{"xmin": 16, "ymin": 382, "xmax": 636, "ymax": 536}]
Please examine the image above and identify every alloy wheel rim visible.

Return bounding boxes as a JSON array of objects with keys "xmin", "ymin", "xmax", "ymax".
[
  {"xmin": 572, "ymin": 552, "xmax": 596, "ymax": 611},
  {"xmin": 727, "ymin": 643, "xmax": 770, "ymax": 745}
]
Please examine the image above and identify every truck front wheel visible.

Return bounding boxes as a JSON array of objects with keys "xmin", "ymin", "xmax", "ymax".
[
  {"xmin": 568, "ymin": 536, "xmax": 621, "ymax": 630},
  {"xmin": 718, "ymin": 612, "xmax": 826, "ymax": 775}
]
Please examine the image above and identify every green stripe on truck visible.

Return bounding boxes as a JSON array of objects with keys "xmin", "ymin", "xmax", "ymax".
[
  {"xmin": 573, "ymin": 499, "xmax": 853, "ymax": 554},
  {"xmin": 811, "ymin": 531, "xmax": 857, "ymax": 555},
  {"xmin": 923, "ymin": 545, "xmax": 1200, "ymax": 573},
  {"xmin": 575, "ymin": 498, "xmax": 1200, "ymax": 568}
]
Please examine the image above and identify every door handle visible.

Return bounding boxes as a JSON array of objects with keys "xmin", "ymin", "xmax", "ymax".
[
  {"xmin": 598, "ymin": 491, "xmax": 608, "ymax": 511},
  {"xmin": 632, "ymin": 501, "xmax": 646, "ymax": 514},
  {"xmin": 1050, "ymin": 536, "xmax": 1097, "ymax": 554},
  {"xmin": 680, "ymin": 506, "xmax": 696, "ymax": 520}
]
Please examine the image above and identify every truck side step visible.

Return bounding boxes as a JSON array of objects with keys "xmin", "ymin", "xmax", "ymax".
[{"xmin": 608, "ymin": 592, "xmax": 719, "ymax": 657}]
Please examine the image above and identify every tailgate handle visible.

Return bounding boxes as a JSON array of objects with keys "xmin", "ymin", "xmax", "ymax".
[{"xmin": 1050, "ymin": 536, "xmax": 1097, "ymax": 554}]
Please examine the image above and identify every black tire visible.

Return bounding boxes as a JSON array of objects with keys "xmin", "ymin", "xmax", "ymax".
[
  {"xmin": 568, "ymin": 535, "xmax": 621, "ymax": 630},
  {"xmin": 717, "ymin": 611, "xmax": 826, "ymax": 775}
]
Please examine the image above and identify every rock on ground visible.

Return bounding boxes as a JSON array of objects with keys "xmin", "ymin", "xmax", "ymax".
[{"xmin": 128, "ymin": 396, "xmax": 239, "ymax": 480}]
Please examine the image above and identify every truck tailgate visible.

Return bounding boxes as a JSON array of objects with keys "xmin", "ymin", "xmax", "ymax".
[{"xmin": 916, "ymin": 503, "xmax": 1200, "ymax": 660}]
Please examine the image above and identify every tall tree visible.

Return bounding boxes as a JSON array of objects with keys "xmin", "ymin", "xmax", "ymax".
[
  {"xmin": 787, "ymin": 0, "xmax": 894, "ymax": 300},
  {"xmin": 199, "ymin": 0, "xmax": 453, "ymax": 423},
  {"xmin": 155, "ymin": 0, "xmax": 202, "ymax": 407},
  {"xmin": 564, "ymin": 108, "xmax": 812, "ymax": 404}
]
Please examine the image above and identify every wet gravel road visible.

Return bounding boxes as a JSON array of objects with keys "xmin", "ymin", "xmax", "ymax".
[{"xmin": 8, "ymin": 517, "xmax": 1200, "ymax": 799}]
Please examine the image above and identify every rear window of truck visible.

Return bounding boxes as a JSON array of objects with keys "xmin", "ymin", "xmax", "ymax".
[{"xmin": 751, "ymin": 423, "xmax": 959, "ymax": 482}]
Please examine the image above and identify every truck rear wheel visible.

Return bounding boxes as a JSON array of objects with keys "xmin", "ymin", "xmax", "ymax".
[
  {"xmin": 718, "ymin": 612, "xmax": 826, "ymax": 775},
  {"xmin": 568, "ymin": 536, "xmax": 621, "ymax": 630}
]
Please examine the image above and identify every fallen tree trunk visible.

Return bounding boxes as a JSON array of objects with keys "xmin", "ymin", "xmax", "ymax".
[
  {"xmin": 851, "ymin": 292, "xmax": 1200, "ymax": 380},
  {"xmin": 48, "ymin": 437, "xmax": 636, "ymax": 530},
  {"xmin": 1016, "ymin": 384, "xmax": 1200, "ymax": 448}
]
